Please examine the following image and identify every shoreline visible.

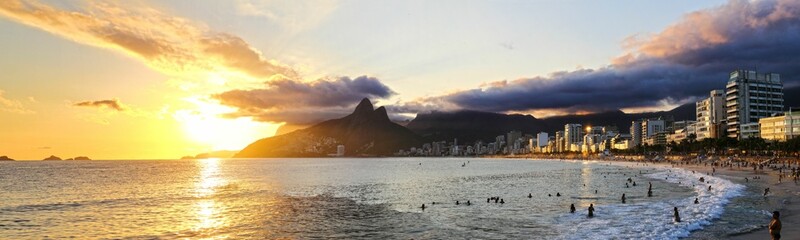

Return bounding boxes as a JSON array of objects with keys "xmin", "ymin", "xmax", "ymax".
[{"xmin": 508, "ymin": 154, "xmax": 797, "ymax": 239}]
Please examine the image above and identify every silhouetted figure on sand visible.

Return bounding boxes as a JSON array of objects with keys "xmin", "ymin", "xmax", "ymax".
[
  {"xmin": 570, "ymin": 204, "xmax": 576, "ymax": 213},
  {"xmin": 674, "ymin": 207, "xmax": 681, "ymax": 222},
  {"xmin": 421, "ymin": 204, "xmax": 426, "ymax": 210},
  {"xmin": 770, "ymin": 211, "xmax": 782, "ymax": 240},
  {"xmin": 500, "ymin": 199, "xmax": 505, "ymax": 204},
  {"xmin": 588, "ymin": 204, "xmax": 595, "ymax": 218},
  {"xmin": 621, "ymin": 194, "xmax": 626, "ymax": 204}
]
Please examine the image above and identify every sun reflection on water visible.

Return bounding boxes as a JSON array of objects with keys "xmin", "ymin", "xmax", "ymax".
[{"xmin": 193, "ymin": 158, "xmax": 228, "ymax": 236}]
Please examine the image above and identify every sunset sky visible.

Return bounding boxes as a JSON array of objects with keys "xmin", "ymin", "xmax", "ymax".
[{"xmin": 2, "ymin": 0, "xmax": 799, "ymax": 160}]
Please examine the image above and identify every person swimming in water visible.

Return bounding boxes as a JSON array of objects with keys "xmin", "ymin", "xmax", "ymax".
[
  {"xmin": 588, "ymin": 204, "xmax": 595, "ymax": 217},
  {"xmin": 556, "ymin": 193, "xmax": 561, "ymax": 197},
  {"xmin": 528, "ymin": 193, "xmax": 532, "ymax": 198},
  {"xmin": 674, "ymin": 207, "xmax": 681, "ymax": 222},
  {"xmin": 708, "ymin": 185, "xmax": 712, "ymax": 191},
  {"xmin": 500, "ymin": 199, "xmax": 505, "ymax": 204},
  {"xmin": 456, "ymin": 201, "xmax": 460, "ymax": 205},
  {"xmin": 694, "ymin": 198, "xmax": 699, "ymax": 204},
  {"xmin": 467, "ymin": 200, "xmax": 471, "ymax": 206},
  {"xmin": 633, "ymin": 181, "xmax": 637, "ymax": 186},
  {"xmin": 570, "ymin": 204, "xmax": 576, "ymax": 213},
  {"xmin": 764, "ymin": 188, "xmax": 770, "ymax": 196}
]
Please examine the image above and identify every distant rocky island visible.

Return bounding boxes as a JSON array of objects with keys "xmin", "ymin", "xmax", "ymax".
[
  {"xmin": 42, "ymin": 155, "xmax": 62, "ymax": 161},
  {"xmin": 180, "ymin": 150, "xmax": 238, "ymax": 160},
  {"xmin": 0, "ymin": 155, "xmax": 14, "ymax": 161},
  {"xmin": 235, "ymin": 98, "xmax": 423, "ymax": 158},
  {"xmin": 66, "ymin": 156, "xmax": 92, "ymax": 161}
]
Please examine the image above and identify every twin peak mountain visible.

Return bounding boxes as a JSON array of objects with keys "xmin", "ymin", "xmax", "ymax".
[
  {"xmin": 235, "ymin": 98, "xmax": 423, "ymax": 157},
  {"xmin": 235, "ymin": 98, "xmax": 694, "ymax": 157}
]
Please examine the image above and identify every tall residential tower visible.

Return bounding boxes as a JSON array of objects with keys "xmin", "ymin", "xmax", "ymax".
[{"xmin": 725, "ymin": 70, "xmax": 784, "ymax": 139}]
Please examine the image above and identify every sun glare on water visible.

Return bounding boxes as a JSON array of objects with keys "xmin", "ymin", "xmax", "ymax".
[{"xmin": 174, "ymin": 97, "xmax": 279, "ymax": 151}]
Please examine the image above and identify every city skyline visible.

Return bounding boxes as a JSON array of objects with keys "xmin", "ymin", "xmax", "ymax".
[{"xmin": 2, "ymin": 0, "xmax": 800, "ymax": 159}]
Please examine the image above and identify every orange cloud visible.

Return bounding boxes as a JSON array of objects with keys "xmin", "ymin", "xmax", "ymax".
[
  {"xmin": 73, "ymin": 99, "xmax": 127, "ymax": 111},
  {"xmin": 0, "ymin": 0, "xmax": 295, "ymax": 79},
  {"xmin": 0, "ymin": 89, "xmax": 35, "ymax": 114}
]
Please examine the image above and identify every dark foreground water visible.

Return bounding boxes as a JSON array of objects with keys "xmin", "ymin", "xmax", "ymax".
[{"xmin": 0, "ymin": 158, "xmax": 766, "ymax": 239}]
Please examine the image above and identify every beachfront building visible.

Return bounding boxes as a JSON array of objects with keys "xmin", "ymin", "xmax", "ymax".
[
  {"xmin": 644, "ymin": 132, "xmax": 667, "ymax": 146},
  {"xmin": 631, "ymin": 120, "xmax": 643, "ymax": 146},
  {"xmin": 725, "ymin": 69, "xmax": 784, "ymax": 139},
  {"xmin": 564, "ymin": 124, "xmax": 583, "ymax": 150},
  {"xmin": 642, "ymin": 119, "xmax": 666, "ymax": 138},
  {"xmin": 336, "ymin": 145, "xmax": 345, "ymax": 156},
  {"xmin": 696, "ymin": 90, "xmax": 726, "ymax": 140},
  {"xmin": 760, "ymin": 110, "xmax": 800, "ymax": 142},
  {"xmin": 667, "ymin": 121, "xmax": 697, "ymax": 144},
  {"xmin": 555, "ymin": 131, "xmax": 565, "ymax": 152}
]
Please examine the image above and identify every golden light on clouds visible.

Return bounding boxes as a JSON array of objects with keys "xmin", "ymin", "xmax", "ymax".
[{"xmin": 174, "ymin": 97, "xmax": 279, "ymax": 151}]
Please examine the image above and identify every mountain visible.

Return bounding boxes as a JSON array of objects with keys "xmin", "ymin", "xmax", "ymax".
[
  {"xmin": 406, "ymin": 110, "xmax": 547, "ymax": 143},
  {"xmin": 0, "ymin": 156, "xmax": 14, "ymax": 161},
  {"xmin": 406, "ymin": 103, "xmax": 696, "ymax": 143},
  {"xmin": 235, "ymin": 98, "xmax": 424, "ymax": 158}
]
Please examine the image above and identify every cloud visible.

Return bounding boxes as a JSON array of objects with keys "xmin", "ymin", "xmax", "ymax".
[
  {"xmin": 74, "ymin": 99, "xmax": 127, "ymax": 111},
  {"xmin": 0, "ymin": 89, "xmax": 35, "ymax": 114},
  {"xmin": 427, "ymin": 0, "xmax": 800, "ymax": 114},
  {"xmin": 215, "ymin": 76, "xmax": 396, "ymax": 124},
  {"xmin": 0, "ymin": 0, "xmax": 295, "ymax": 79}
]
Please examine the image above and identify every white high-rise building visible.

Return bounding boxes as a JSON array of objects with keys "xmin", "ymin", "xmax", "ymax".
[
  {"xmin": 564, "ymin": 124, "xmax": 583, "ymax": 149},
  {"xmin": 725, "ymin": 69, "xmax": 784, "ymax": 139},
  {"xmin": 696, "ymin": 90, "xmax": 726, "ymax": 140},
  {"xmin": 642, "ymin": 119, "xmax": 665, "ymax": 138},
  {"xmin": 536, "ymin": 132, "xmax": 549, "ymax": 147},
  {"xmin": 336, "ymin": 145, "xmax": 345, "ymax": 156}
]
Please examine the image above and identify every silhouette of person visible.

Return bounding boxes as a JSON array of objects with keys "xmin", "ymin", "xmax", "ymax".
[
  {"xmin": 456, "ymin": 201, "xmax": 459, "ymax": 205},
  {"xmin": 770, "ymin": 211, "xmax": 782, "ymax": 240},
  {"xmin": 570, "ymin": 204, "xmax": 576, "ymax": 213},
  {"xmin": 467, "ymin": 200, "xmax": 471, "ymax": 206},
  {"xmin": 674, "ymin": 207, "xmax": 681, "ymax": 222},
  {"xmin": 648, "ymin": 189, "xmax": 653, "ymax": 197},
  {"xmin": 764, "ymin": 188, "xmax": 770, "ymax": 196},
  {"xmin": 556, "ymin": 193, "xmax": 561, "ymax": 197},
  {"xmin": 708, "ymin": 185, "xmax": 712, "ymax": 191},
  {"xmin": 500, "ymin": 199, "xmax": 505, "ymax": 204},
  {"xmin": 528, "ymin": 193, "xmax": 532, "ymax": 198},
  {"xmin": 588, "ymin": 204, "xmax": 595, "ymax": 218},
  {"xmin": 694, "ymin": 198, "xmax": 699, "ymax": 204},
  {"xmin": 421, "ymin": 204, "xmax": 426, "ymax": 210},
  {"xmin": 622, "ymin": 193, "xmax": 626, "ymax": 204}
]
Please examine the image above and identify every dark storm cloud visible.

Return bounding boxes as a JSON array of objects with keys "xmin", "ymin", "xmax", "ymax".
[
  {"xmin": 74, "ymin": 99, "xmax": 127, "ymax": 111},
  {"xmin": 215, "ymin": 76, "xmax": 396, "ymax": 124},
  {"xmin": 437, "ymin": 0, "xmax": 800, "ymax": 113}
]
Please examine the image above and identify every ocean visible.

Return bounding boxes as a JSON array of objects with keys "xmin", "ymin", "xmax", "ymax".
[{"xmin": 0, "ymin": 158, "xmax": 773, "ymax": 239}]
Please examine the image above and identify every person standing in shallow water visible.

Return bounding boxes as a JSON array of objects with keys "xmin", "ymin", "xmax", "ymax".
[
  {"xmin": 770, "ymin": 211, "xmax": 782, "ymax": 240},
  {"xmin": 570, "ymin": 204, "xmax": 575, "ymax": 213},
  {"xmin": 621, "ymin": 194, "xmax": 626, "ymax": 204},
  {"xmin": 674, "ymin": 207, "xmax": 681, "ymax": 222},
  {"xmin": 588, "ymin": 204, "xmax": 594, "ymax": 218}
]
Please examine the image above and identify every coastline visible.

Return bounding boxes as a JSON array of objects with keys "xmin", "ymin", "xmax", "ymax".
[{"xmin": 512, "ymin": 153, "xmax": 798, "ymax": 239}]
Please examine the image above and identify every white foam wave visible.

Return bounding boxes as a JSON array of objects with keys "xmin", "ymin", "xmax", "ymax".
[{"xmin": 557, "ymin": 164, "xmax": 745, "ymax": 240}]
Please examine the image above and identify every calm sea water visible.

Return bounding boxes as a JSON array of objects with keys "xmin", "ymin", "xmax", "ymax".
[{"xmin": 0, "ymin": 158, "xmax": 770, "ymax": 239}]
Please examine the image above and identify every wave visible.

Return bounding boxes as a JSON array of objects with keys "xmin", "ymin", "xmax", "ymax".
[{"xmin": 557, "ymin": 164, "xmax": 745, "ymax": 240}]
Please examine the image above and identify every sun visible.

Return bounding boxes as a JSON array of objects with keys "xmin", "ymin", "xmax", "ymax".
[{"xmin": 174, "ymin": 97, "xmax": 280, "ymax": 151}]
